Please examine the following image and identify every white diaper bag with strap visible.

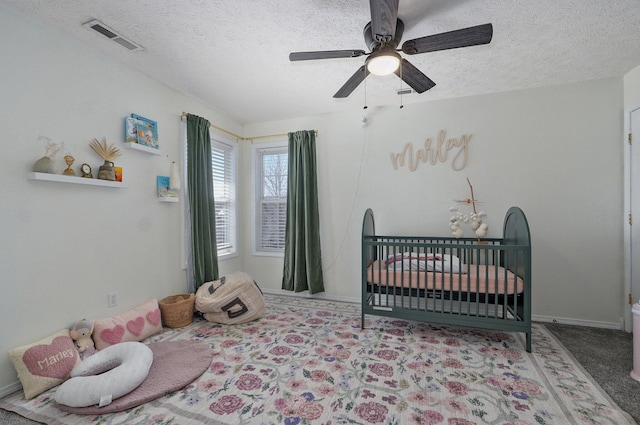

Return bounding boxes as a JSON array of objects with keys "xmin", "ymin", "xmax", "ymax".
[{"xmin": 195, "ymin": 272, "xmax": 265, "ymax": 324}]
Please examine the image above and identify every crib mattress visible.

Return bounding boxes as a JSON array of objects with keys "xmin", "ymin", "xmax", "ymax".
[{"xmin": 366, "ymin": 260, "xmax": 524, "ymax": 295}]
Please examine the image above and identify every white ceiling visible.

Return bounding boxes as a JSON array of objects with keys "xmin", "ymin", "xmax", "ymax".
[{"xmin": 4, "ymin": 0, "xmax": 640, "ymax": 124}]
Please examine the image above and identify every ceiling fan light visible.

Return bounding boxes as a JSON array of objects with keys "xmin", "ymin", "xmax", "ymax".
[{"xmin": 367, "ymin": 50, "xmax": 401, "ymax": 76}]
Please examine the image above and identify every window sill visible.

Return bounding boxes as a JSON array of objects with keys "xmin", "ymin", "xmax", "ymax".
[
  {"xmin": 252, "ymin": 250, "xmax": 284, "ymax": 258},
  {"xmin": 218, "ymin": 251, "xmax": 238, "ymax": 261}
]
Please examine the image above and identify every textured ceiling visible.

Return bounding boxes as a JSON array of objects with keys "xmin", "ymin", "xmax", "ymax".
[{"xmin": 3, "ymin": 0, "xmax": 640, "ymax": 124}]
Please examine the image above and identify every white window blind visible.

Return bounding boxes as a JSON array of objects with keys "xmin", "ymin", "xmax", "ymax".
[
  {"xmin": 211, "ymin": 139, "xmax": 236, "ymax": 255},
  {"xmin": 256, "ymin": 146, "xmax": 288, "ymax": 252}
]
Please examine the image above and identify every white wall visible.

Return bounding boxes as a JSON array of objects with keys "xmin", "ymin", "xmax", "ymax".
[
  {"xmin": 244, "ymin": 78, "xmax": 625, "ymax": 329},
  {"xmin": 0, "ymin": 5, "xmax": 242, "ymax": 393},
  {"xmin": 624, "ymin": 64, "xmax": 640, "ymax": 108}
]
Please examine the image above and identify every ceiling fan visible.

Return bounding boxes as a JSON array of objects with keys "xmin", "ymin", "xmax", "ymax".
[{"xmin": 289, "ymin": 0, "xmax": 493, "ymax": 98}]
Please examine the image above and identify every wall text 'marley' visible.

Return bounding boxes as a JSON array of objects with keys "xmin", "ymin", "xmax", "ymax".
[{"xmin": 390, "ymin": 130, "xmax": 471, "ymax": 172}]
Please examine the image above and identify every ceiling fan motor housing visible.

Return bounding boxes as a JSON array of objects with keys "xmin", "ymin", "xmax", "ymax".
[{"xmin": 364, "ymin": 19, "xmax": 404, "ymax": 51}]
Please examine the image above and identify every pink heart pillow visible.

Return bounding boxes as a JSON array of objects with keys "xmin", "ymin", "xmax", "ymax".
[
  {"xmin": 146, "ymin": 309, "xmax": 161, "ymax": 327},
  {"xmin": 8, "ymin": 330, "xmax": 80, "ymax": 399},
  {"xmin": 93, "ymin": 299, "xmax": 163, "ymax": 350},
  {"xmin": 100, "ymin": 325, "xmax": 125, "ymax": 345},
  {"xmin": 126, "ymin": 317, "xmax": 145, "ymax": 336}
]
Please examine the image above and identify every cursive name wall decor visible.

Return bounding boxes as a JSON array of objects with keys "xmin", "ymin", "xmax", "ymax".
[{"xmin": 390, "ymin": 130, "xmax": 471, "ymax": 172}]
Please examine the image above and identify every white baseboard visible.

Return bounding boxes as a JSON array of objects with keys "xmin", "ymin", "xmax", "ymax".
[
  {"xmin": 0, "ymin": 381, "xmax": 22, "ymax": 399},
  {"xmin": 262, "ymin": 289, "xmax": 359, "ymax": 305},
  {"xmin": 532, "ymin": 315, "xmax": 626, "ymax": 331}
]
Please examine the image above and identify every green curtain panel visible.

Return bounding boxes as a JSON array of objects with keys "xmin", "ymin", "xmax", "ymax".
[
  {"xmin": 186, "ymin": 114, "xmax": 219, "ymax": 290},
  {"xmin": 282, "ymin": 130, "xmax": 325, "ymax": 294}
]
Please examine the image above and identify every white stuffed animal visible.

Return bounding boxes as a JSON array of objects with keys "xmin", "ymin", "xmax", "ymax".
[{"xmin": 70, "ymin": 319, "xmax": 95, "ymax": 353}]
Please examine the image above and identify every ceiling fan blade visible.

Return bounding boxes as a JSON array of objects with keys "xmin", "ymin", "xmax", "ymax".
[
  {"xmin": 401, "ymin": 23, "xmax": 493, "ymax": 55},
  {"xmin": 395, "ymin": 59, "xmax": 436, "ymax": 93},
  {"xmin": 370, "ymin": 0, "xmax": 399, "ymax": 43},
  {"xmin": 333, "ymin": 65, "xmax": 370, "ymax": 98},
  {"xmin": 289, "ymin": 50, "xmax": 366, "ymax": 61}
]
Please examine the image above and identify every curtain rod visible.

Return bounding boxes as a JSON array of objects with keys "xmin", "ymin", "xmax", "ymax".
[
  {"xmin": 181, "ymin": 112, "xmax": 318, "ymax": 141},
  {"xmin": 181, "ymin": 112, "xmax": 244, "ymax": 140},
  {"xmin": 247, "ymin": 130, "xmax": 318, "ymax": 141}
]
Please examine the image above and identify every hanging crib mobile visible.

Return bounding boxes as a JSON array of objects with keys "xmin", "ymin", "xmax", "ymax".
[{"xmin": 448, "ymin": 178, "xmax": 488, "ymax": 240}]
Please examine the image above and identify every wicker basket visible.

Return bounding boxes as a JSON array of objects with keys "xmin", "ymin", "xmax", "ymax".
[{"xmin": 159, "ymin": 293, "xmax": 195, "ymax": 328}]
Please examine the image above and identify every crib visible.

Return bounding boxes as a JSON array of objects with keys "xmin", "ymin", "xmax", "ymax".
[{"xmin": 361, "ymin": 207, "xmax": 532, "ymax": 352}]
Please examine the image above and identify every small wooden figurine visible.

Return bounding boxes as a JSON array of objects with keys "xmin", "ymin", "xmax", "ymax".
[{"xmin": 63, "ymin": 154, "xmax": 76, "ymax": 176}]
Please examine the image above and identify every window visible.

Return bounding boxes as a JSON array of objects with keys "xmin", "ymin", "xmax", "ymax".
[
  {"xmin": 211, "ymin": 139, "xmax": 236, "ymax": 257},
  {"xmin": 255, "ymin": 143, "xmax": 288, "ymax": 253}
]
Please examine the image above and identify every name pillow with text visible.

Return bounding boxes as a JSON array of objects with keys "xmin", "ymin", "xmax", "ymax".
[{"xmin": 8, "ymin": 329, "xmax": 80, "ymax": 399}]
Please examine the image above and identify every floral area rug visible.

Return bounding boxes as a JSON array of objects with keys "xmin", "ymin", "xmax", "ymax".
[{"xmin": 0, "ymin": 294, "xmax": 635, "ymax": 425}]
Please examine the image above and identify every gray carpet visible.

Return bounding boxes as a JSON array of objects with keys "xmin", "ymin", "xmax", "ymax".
[
  {"xmin": 545, "ymin": 322, "xmax": 639, "ymax": 424},
  {"xmin": 1, "ymin": 322, "xmax": 638, "ymax": 424}
]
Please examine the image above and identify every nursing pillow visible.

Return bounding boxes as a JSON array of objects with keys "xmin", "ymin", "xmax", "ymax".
[
  {"xmin": 386, "ymin": 252, "xmax": 467, "ymax": 273},
  {"xmin": 54, "ymin": 342, "xmax": 153, "ymax": 408}
]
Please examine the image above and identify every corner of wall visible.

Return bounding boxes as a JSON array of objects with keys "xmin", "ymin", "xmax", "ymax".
[{"xmin": 624, "ymin": 64, "xmax": 640, "ymax": 108}]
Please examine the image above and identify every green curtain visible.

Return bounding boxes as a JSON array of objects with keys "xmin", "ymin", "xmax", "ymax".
[
  {"xmin": 282, "ymin": 130, "xmax": 325, "ymax": 294},
  {"xmin": 186, "ymin": 114, "xmax": 218, "ymax": 290}
]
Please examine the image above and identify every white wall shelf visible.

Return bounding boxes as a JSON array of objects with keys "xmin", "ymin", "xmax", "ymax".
[
  {"xmin": 27, "ymin": 172, "xmax": 128, "ymax": 188},
  {"xmin": 124, "ymin": 142, "xmax": 162, "ymax": 155},
  {"xmin": 159, "ymin": 197, "xmax": 179, "ymax": 203}
]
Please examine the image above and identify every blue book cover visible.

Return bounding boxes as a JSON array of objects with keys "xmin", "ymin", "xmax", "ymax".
[
  {"xmin": 157, "ymin": 175, "xmax": 170, "ymax": 197},
  {"xmin": 131, "ymin": 114, "xmax": 159, "ymax": 149},
  {"xmin": 157, "ymin": 176, "xmax": 177, "ymax": 198}
]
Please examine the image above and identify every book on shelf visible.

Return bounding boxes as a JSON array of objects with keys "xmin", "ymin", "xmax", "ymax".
[
  {"xmin": 157, "ymin": 175, "xmax": 177, "ymax": 198},
  {"xmin": 125, "ymin": 114, "xmax": 159, "ymax": 150},
  {"xmin": 125, "ymin": 117, "xmax": 138, "ymax": 144}
]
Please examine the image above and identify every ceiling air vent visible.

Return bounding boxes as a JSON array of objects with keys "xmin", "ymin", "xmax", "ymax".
[{"xmin": 82, "ymin": 19, "xmax": 144, "ymax": 52}]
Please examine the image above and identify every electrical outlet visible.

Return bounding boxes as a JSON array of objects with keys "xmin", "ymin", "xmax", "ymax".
[{"xmin": 108, "ymin": 292, "xmax": 118, "ymax": 308}]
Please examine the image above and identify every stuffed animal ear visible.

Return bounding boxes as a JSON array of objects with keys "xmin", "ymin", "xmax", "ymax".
[{"xmin": 73, "ymin": 319, "xmax": 93, "ymax": 332}]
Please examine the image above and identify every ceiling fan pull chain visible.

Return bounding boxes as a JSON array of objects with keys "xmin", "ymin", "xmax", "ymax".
[
  {"xmin": 399, "ymin": 61, "xmax": 404, "ymax": 109},
  {"xmin": 363, "ymin": 77, "xmax": 368, "ymax": 109}
]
